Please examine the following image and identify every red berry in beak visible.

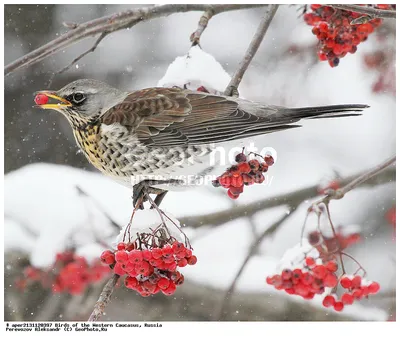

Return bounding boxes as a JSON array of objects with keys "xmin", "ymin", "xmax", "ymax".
[{"xmin": 34, "ymin": 94, "xmax": 49, "ymax": 105}]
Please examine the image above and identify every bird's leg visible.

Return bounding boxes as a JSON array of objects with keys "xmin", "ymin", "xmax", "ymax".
[
  {"xmin": 151, "ymin": 191, "xmax": 168, "ymax": 208},
  {"xmin": 131, "ymin": 181, "xmax": 148, "ymax": 210}
]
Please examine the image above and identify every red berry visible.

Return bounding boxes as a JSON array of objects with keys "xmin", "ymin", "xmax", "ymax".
[
  {"xmin": 117, "ymin": 242, "xmax": 126, "ymax": 251},
  {"xmin": 254, "ymin": 173, "xmax": 265, "ymax": 184},
  {"xmin": 351, "ymin": 275, "xmax": 362, "ymax": 289},
  {"xmin": 301, "ymin": 272, "xmax": 314, "ymax": 285},
  {"xmin": 157, "ymin": 277, "xmax": 170, "ymax": 290},
  {"xmin": 352, "ymin": 289, "xmax": 363, "ymax": 300},
  {"xmin": 142, "ymin": 250, "xmax": 152, "ymax": 261},
  {"xmin": 113, "ymin": 263, "xmax": 126, "ymax": 276},
  {"xmin": 237, "ymin": 162, "xmax": 251, "ymax": 174},
  {"xmin": 177, "ymin": 258, "xmax": 188, "ymax": 267},
  {"xmin": 333, "ymin": 301, "xmax": 344, "ymax": 311},
  {"xmin": 34, "ymin": 94, "xmax": 49, "ymax": 105},
  {"xmin": 341, "ymin": 293, "xmax": 354, "ymax": 305},
  {"xmin": 305, "ymin": 257, "xmax": 316, "ymax": 267},
  {"xmin": 323, "ymin": 272, "xmax": 338, "ymax": 288},
  {"xmin": 128, "ymin": 250, "xmax": 143, "ymax": 263},
  {"xmin": 340, "ymin": 276, "xmax": 352, "ymax": 289},
  {"xmin": 281, "ymin": 269, "xmax": 293, "ymax": 280},
  {"xmin": 235, "ymin": 153, "xmax": 247, "ymax": 163},
  {"xmin": 125, "ymin": 276, "xmax": 138, "ymax": 289},
  {"xmin": 162, "ymin": 246, "xmax": 174, "ymax": 258},
  {"xmin": 162, "ymin": 282, "xmax": 177, "ymax": 296},
  {"xmin": 263, "ymin": 155, "xmax": 274, "ymax": 166},
  {"xmin": 187, "ymin": 255, "xmax": 197, "ymax": 265},
  {"xmin": 115, "ymin": 250, "xmax": 128, "ymax": 263},
  {"xmin": 231, "ymin": 175, "xmax": 244, "ymax": 188},
  {"xmin": 312, "ymin": 265, "xmax": 327, "ymax": 279},
  {"xmin": 326, "ymin": 260, "xmax": 338, "ymax": 272},
  {"xmin": 230, "ymin": 186, "xmax": 244, "ymax": 195},
  {"xmin": 368, "ymin": 282, "xmax": 380, "ymax": 294},
  {"xmin": 248, "ymin": 159, "xmax": 260, "ymax": 171},
  {"xmin": 227, "ymin": 189, "xmax": 240, "ymax": 199},
  {"xmin": 260, "ymin": 163, "xmax": 269, "ymax": 172},
  {"xmin": 100, "ymin": 250, "xmax": 115, "ymax": 265},
  {"xmin": 151, "ymin": 248, "xmax": 163, "ymax": 259},
  {"xmin": 292, "ymin": 269, "xmax": 303, "ymax": 281}
]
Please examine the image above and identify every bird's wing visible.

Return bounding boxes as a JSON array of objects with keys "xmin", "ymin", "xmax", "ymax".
[{"xmin": 100, "ymin": 87, "xmax": 297, "ymax": 147}]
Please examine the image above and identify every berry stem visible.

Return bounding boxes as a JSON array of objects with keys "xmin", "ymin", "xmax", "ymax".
[
  {"xmin": 341, "ymin": 252, "xmax": 367, "ymax": 277},
  {"xmin": 324, "ymin": 203, "xmax": 346, "ymax": 274}
]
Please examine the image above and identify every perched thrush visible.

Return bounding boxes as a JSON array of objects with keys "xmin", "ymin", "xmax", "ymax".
[{"xmin": 35, "ymin": 79, "xmax": 368, "ymax": 192}]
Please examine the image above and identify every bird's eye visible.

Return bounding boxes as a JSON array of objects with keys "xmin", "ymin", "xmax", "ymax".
[{"xmin": 72, "ymin": 92, "xmax": 85, "ymax": 104}]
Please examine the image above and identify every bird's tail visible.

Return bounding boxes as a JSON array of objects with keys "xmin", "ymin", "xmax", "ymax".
[{"xmin": 285, "ymin": 104, "xmax": 369, "ymax": 120}]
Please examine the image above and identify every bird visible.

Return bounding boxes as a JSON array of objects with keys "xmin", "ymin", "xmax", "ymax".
[{"xmin": 34, "ymin": 79, "xmax": 368, "ymax": 202}]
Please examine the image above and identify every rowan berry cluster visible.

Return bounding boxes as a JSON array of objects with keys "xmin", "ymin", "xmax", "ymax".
[
  {"xmin": 212, "ymin": 152, "xmax": 275, "ymax": 199},
  {"xmin": 266, "ymin": 223, "xmax": 379, "ymax": 311},
  {"xmin": 101, "ymin": 239, "xmax": 197, "ymax": 297},
  {"xmin": 267, "ymin": 257, "xmax": 340, "ymax": 300},
  {"xmin": 322, "ymin": 275, "xmax": 380, "ymax": 311},
  {"xmin": 15, "ymin": 251, "xmax": 111, "ymax": 295},
  {"xmin": 303, "ymin": 4, "xmax": 394, "ymax": 67}
]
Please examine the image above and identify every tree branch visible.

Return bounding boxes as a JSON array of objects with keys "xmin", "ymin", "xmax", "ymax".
[
  {"xmin": 47, "ymin": 32, "xmax": 108, "ymax": 88},
  {"xmin": 179, "ymin": 165, "xmax": 395, "ymax": 229},
  {"xmin": 88, "ymin": 274, "xmax": 120, "ymax": 322},
  {"xmin": 216, "ymin": 209, "xmax": 294, "ymax": 320},
  {"xmin": 224, "ymin": 5, "xmax": 279, "ymax": 96},
  {"xmin": 327, "ymin": 4, "xmax": 396, "ymax": 19},
  {"xmin": 5, "ymin": 4, "xmax": 267, "ymax": 76},
  {"xmin": 318, "ymin": 155, "xmax": 396, "ymax": 204},
  {"xmin": 190, "ymin": 9, "xmax": 215, "ymax": 47}
]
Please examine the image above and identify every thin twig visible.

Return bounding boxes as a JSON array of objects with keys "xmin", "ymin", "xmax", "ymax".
[
  {"xmin": 327, "ymin": 4, "xmax": 396, "ymax": 19},
  {"xmin": 325, "ymin": 203, "xmax": 346, "ymax": 274},
  {"xmin": 5, "ymin": 4, "xmax": 266, "ymax": 75},
  {"xmin": 75, "ymin": 185, "xmax": 121, "ymax": 231},
  {"xmin": 88, "ymin": 274, "xmax": 120, "ymax": 322},
  {"xmin": 317, "ymin": 155, "xmax": 396, "ymax": 204},
  {"xmin": 224, "ymin": 5, "xmax": 279, "ymax": 96},
  {"xmin": 47, "ymin": 32, "xmax": 108, "ymax": 88},
  {"xmin": 190, "ymin": 8, "xmax": 215, "ymax": 46},
  {"xmin": 216, "ymin": 208, "xmax": 294, "ymax": 320},
  {"xmin": 179, "ymin": 165, "xmax": 395, "ymax": 229}
]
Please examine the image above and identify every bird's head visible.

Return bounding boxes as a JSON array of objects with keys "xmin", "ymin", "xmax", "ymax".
[{"xmin": 34, "ymin": 79, "xmax": 127, "ymax": 126}]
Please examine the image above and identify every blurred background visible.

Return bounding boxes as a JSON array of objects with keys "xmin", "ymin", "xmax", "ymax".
[{"xmin": 4, "ymin": 4, "xmax": 396, "ymax": 321}]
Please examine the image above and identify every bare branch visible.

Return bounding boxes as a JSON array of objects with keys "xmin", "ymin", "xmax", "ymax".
[
  {"xmin": 318, "ymin": 155, "xmax": 396, "ymax": 204},
  {"xmin": 180, "ymin": 165, "xmax": 395, "ymax": 229},
  {"xmin": 88, "ymin": 274, "xmax": 120, "ymax": 322},
  {"xmin": 5, "ymin": 4, "xmax": 267, "ymax": 76},
  {"xmin": 327, "ymin": 4, "xmax": 396, "ymax": 19},
  {"xmin": 190, "ymin": 9, "xmax": 215, "ymax": 46},
  {"xmin": 224, "ymin": 5, "xmax": 279, "ymax": 96},
  {"xmin": 47, "ymin": 32, "xmax": 108, "ymax": 88},
  {"xmin": 216, "ymin": 209, "xmax": 294, "ymax": 320}
]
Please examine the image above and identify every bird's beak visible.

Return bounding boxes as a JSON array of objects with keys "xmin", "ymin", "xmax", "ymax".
[{"xmin": 33, "ymin": 91, "xmax": 72, "ymax": 109}]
